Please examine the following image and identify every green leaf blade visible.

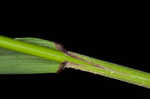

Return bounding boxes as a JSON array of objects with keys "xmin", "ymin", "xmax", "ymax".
[{"xmin": 0, "ymin": 38, "xmax": 61, "ymax": 74}]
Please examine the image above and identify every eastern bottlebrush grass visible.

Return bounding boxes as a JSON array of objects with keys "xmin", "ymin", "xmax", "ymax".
[{"xmin": 0, "ymin": 36, "xmax": 150, "ymax": 88}]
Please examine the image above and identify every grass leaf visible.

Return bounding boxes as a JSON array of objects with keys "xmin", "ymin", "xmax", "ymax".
[{"xmin": 0, "ymin": 38, "xmax": 61, "ymax": 74}]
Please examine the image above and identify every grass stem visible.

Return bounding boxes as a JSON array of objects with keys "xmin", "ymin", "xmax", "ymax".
[{"xmin": 0, "ymin": 36, "xmax": 150, "ymax": 88}]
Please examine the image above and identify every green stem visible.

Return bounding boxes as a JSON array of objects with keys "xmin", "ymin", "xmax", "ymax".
[{"xmin": 0, "ymin": 36, "xmax": 150, "ymax": 88}]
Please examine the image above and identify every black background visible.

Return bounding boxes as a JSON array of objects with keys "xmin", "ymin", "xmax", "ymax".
[{"xmin": 0, "ymin": 4, "xmax": 150, "ymax": 97}]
